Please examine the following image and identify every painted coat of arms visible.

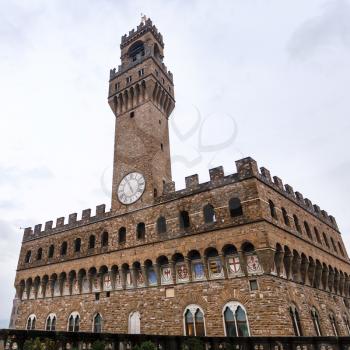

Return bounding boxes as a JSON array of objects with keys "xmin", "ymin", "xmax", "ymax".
[
  {"xmin": 103, "ymin": 274, "xmax": 112, "ymax": 290},
  {"xmin": 176, "ymin": 264, "xmax": 189, "ymax": 282},
  {"xmin": 193, "ymin": 262, "xmax": 205, "ymax": 280},
  {"xmin": 228, "ymin": 256, "xmax": 241, "ymax": 275},
  {"xmin": 161, "ymin": 266, "xmax": 172, "ymax": 284},
  {"xmin": 247, "ymin": 254, "xmax": 263, "ymax": 274}
]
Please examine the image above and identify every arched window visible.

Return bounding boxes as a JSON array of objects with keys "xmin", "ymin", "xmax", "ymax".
[
  {"xmin": 128, "ymin": 311, "xmax": 141, "ymax": 334},
  {"xmin": 203, "ymin": 204, "xmax": 216, "ymax": 223},
  {"xmin": 68, "ymin": 312, "xmax": 80, "ymax": 332},
  {"xmin": 290, "ymin": 305, "xmax": 302, "ymax": 336},
  {"xmin": 323, "ymin": 233, "xmax": 330, "ymax": 249},
  {"xmin": 26, "ymin": 314, "xmax": 36, "ymax": 330},
  {"xmin": 282, "ymin": 208, "xmax": 290, "ymax": 226},
  {"xmin": 338, "ymin": 242, "xmax": 345, "ymax": 257},
  {"xmin": 331, "ymin": 237, "xmax": 337, "ymax": 253},
  {"xmin": 74, "ymin": 238, "xmax": 81, "ymax": 253},
  {"xmin": 311, "ymin": 307, "xmax": 322, "ymax": 336},
  {"xmin": 128, "ymin": 41, "xmax": 145, "ymax": 61},
  {"xmin": 184, "ymin": 305, "xmax": 205, "ymax": 336},
  {"xmin": 48, "ymin": 245, "xmax": 54, "ymax": 258},
  {"xmin": 314, "ymin": 228, "xmax": 322, "ymax": 245},
  {"xmin": 223, "ymin": 302, "xmax": 250, "ymax": 337},
  {"xmin": 229, "ymin": 198, "xmax": 243, "ymax": 217},
  {"xmin": 179, "ymin": 211, "xmax": 190, "ymax": 229},
  {"xmin": 304, "ymin": 222, "xmax": 312, "ymax": 240},
  {"xmin": 36, "ymin": 248, "xmax": 43, "ymax": 261},
  {"xmin": 101, "ymin": 231, "xmax": 109, "ymax": 247},
  {"xmin": 157, "ymin": 216, "xmax": 167, "ymax": 235},
  {"xmin": 269, "ymin": 200, "xmax": 277, "ymax": 219},
  {"xmin": 25, "ymin": 251, "xmax": 31, "ymax": 263},
  {"xmin": 293, "ymin": 215, "xmax": 302, "ymax": 234},
  {"xmin": 46, "ymin": 313, "xmax": 57, "ymax": 331},
  {"xmin": 329, "ymin": 313, "xmax": 339, "ymax": 336},
  {"xmin": 344, "ymin": 315, "xmax": 350, "ymax": 335},
  {"xmin": 60, "ymin": 241, "xmax": 68, "ymax": 256},
  {"xmin": 136, "ymin": 223, "xmax": 146, "ymax": 240},
  {"xmin": 89, "ymin": 235, "xmax": 96, "ymax": 249},
  {"xmin": 118, "ymin": 227, "xmax": 126, "ymax": 244},
  {"xmin": 93, "ymin": 313, "xmax": 102, "ymax": 333}
]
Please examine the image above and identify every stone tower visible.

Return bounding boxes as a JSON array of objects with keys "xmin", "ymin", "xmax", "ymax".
[{"xmin": 108, "ymin": 17, "xmax": 175, "ymax": 211}]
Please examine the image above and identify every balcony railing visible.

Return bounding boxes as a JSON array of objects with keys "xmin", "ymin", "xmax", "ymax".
[{"xmin": 1, "ymin": 329, "xmax": 350, "ymax": 350}]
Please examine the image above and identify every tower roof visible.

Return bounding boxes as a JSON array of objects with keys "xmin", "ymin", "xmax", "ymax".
[{"xmin": 121, "ymin": 17, "xmax": 164, "ymax": 49}]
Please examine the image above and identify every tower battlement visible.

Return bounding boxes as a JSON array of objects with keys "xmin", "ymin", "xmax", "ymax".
[
  {"xmin": 22, "ymin": 157, "xmax": 339, "ymax": 242},
  {"xmin": 121, "ymin": 18, "xmax": 164, "ymax": 49}
]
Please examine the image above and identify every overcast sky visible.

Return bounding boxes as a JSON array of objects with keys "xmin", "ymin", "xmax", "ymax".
[{"xmin": 1, "ymin": 0, "xmax": 350, "ymax": 326}]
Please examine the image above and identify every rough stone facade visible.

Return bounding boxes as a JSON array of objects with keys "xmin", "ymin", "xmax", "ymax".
[{"xmin": 10, "ymin": 18, "xmax": 350, "ymax": 338}]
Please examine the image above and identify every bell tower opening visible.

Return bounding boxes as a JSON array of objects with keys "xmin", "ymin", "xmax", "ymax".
[{"xmin": 108, "ymin": 17, "xmax": 175, "ymax": 212}]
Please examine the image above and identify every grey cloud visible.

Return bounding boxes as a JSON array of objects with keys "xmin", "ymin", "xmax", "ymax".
[
  {"xmin": 287, "ymin": 0, "xmax": 350, "ymax": 59},
  {"xmin": 0, "ymin": 165, "xmax": 53, "ymax": 186}
]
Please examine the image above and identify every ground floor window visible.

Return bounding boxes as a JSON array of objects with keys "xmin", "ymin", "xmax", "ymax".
[
  {"xmin": 26, "ymin": 314, "xmax": 36, "ymax": 330},
  {"xmin": 128, "ymin": 311, "xmax": 141, "ymax": 334},
  {"xmin": 290, "ymin": 305, "xmax": 302, "ymax": 336},
  {"xmin": 46, "ymin": 313, "xmax": 56, "ymax": 331},
  {"xmin": 184, "ymin": 305, "xmax": 205, "ymax": 336},
  {"xmin": 311, "ymin": 307, "xmax": 322, "ymax": 336},
  {"xmin": 93, "ymin": 313, "xmax": 102, "ymax": 333},
  {"xmin": 68, "ymin": 312, "xmax": 80, "ymax": 332},
  {"xmin": 223, "ymin": 302, "xmax": 250, "ymax": 336}
]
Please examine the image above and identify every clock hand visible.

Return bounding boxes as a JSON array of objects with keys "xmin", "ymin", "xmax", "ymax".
[{"xmin": 126, "ymin": 180, "xmax": 133, "ymax": 194}]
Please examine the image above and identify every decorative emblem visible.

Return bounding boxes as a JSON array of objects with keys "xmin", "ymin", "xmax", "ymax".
[
  {"xmin": 209, "ymin": 258, "xmax": 223, "ymax": 277},
  {"xmin": 137, "ymin": 271, "xmax": 145, "ymax": 286},
  {"xmin": 104, "ymin": 274, "xmax": 112, "ymax": 290},
  {"xmin": 161, "ymin": 266, "xmax": 172, "ymax": 284},
  {"xmin": 92, "ymin": 277, "xmax": 100, "ymax": 292},
  {"xmin": 228, "ymin": 256, "xmax": 241, "ymax": 274},
  {"xmin": 73, "ymin": 279, "xmax": 79, "ymax": 294},
  {"xmin": 126, "ymin": 271, "xmax": 132, "ymax": 287},
  {"xmin": 193, "ymin": 262, "xmax": 205, "ymax": 280},
  {"xmin": 148, "ymin": 269, "xmax": 157, "ymax": 285},
  {"xmin": 247, "ymin": 254, "xmax": 263, "ymax": 274},
  {"xmin": 176, "ymin": 264, "xmax": 189, "ymax": 281},
  {"xmin": 118, "ymin": 172, "xmax": 146, "ymax": 205}
]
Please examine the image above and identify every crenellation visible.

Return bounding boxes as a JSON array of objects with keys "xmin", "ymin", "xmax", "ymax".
[
  {"xmin": 56, "ymin": 217, "xmax": 65, "ymax": 228},
  {"xmin": 34, "ymin": 224, "xmax": 42, "ymax": 235},
  {"xmin": 96, "ymin": 204, "xmax": 106, "ymax": 217},
  {"xmin": 260, "ymin": 167, "xmax": 272, "ymax": 182},
  {"xmin": 209, "ymin": 166, "xmax": 224, "ymax": 183},
  {"xmin": 44, "ymin": 221, "xmax": 53, "ymax": 231},
  {"xmin": 82, "ymin": 209, "xmax": 91, "ymax": 220},
  {"xmin": 313, "ymin": 205, "xmax": 321, "ymax": 214},
  {"xmin": 185, "ymin": 174, "xmax": 199, "ymax": 189},
  {"xmin": 284, "ymin": 184, "xmax": 295, "ymax": 197},
  {"xmin": 295, "ymin": 191, "xmax": 304, "ymax": 202},
  {"xmin": 68, "ymin": 213, "xmax": 77, "ymax": 225},
  {"xmin": 321, "ymin": 210, "xmax": 329, "ymax": 219},
  {"xmin": 304, "ymin": 198, "xmax": 313, "ymax": 209},
  {"xmin": 273, "ymin": 176, "xmax": 284, "ymax": 191},
  {"xmin": 163, "ymin": 181, "xmax": 175, "ymax": 194},
  {"xmin": 236, "ymin": 157, "xmax": 259, "ymax": 178}
]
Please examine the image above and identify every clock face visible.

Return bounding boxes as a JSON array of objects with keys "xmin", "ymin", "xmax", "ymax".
[{"xmin": 118, "ymin": 172, "xmax": 146, "ymax": 205}]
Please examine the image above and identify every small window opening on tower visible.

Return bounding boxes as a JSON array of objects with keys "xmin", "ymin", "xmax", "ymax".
[
  {"xmin": 115, "ymin": 82, "xmax": 120, "ymax": 91},
  {"xmin": 159, "ymin": 120, "xmax": 161, "ymax": 124},
  {"xmin": 106, "ymin": 291, "xmax": 110, "ymax": 298},
  {"xmin": 126, "ymin": 76, "xmax": 132, "ymax": 84},
  {"xmin": 130, "ymin": 111, "xmax": 135, "ymax": 118},
  {"xmin": 161, "ymin": 143, "xmax": 163, "ymax": 151},
  {"xmin": 154, "ymin": 188, "xmax": 158, "ymax": 198},
  {"xmin": 162, "ymin": 78, "xmax": 165, "ymax": 84},
  {"xmin": 95, "ymin": 293, "xmax": 100, "ymax": 301},
  {"xmin": 249, "ymin": 279, "xmax": 258, "ymax": 291},
  {"xmin": 155, "ymin": 70, "xmax": 159, "ymax": 77},
  {"xmin": 139, "ymin": 68, "xmax": 144, "ymax": 77}
]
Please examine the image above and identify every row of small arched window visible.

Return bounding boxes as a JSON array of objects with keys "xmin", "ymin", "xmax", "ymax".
[
  {"xmin": 23, "ymin": 198, "xmax": 244, "ymax": 264},
  {"xmin": 268, "ymin": 200, "xmax": 345, "ymax": 257}
]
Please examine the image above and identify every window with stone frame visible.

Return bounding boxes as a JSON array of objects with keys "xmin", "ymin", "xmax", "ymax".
[
  {"xmin": 68, "ymin": 312, "xmax": 80, "ymax": 332},
  {"xmin": 228, "ymin": 197, "xmax": 243, "ymax": 217},
  {"xmin": 179, "ymin": 210, "xmax": 190, "ymax": 230},
  {"xmin": 136, "ymin": 222, "xmax": 146, "ymax": 240},
  {"xmin": 282, "ymin": 208, "xmax": 290, "ymax": 226},
  {"xmin": 330, "ymin": 237, "xmax": 338, "ymax": 253},
  {"xmin": 46, "ymin": 313, "xmax": 57, "ymax": 331},
  {"xmin": 118, "ymin": 227, "xmax": 126, "ymax": 244},
  {"xmin": 269, "ymin": 200, "xmax": 277, "ymax": 219},
  {"xmin": 24, "ymin": 250, "xmax": 31, "ymax": 263},
  {"xmin": 323, "ymin": 232, "xmax": 330, "ymax": 249},
  {"xmin": 290, "ymin": 305, "xmax": 303, "ymax": 336},
  {"xmin": 157, "ymin": 216, "xmax": 167, "ymax": 235},
  {"xmin": 293, "ymin": 215, "xmax": 302, "ymax": 234},
  {"xmin": 36, "ymin": 248, "xmax": 43, "ymax": 261},
  {"xmin": 48, "ymin": 245, "xmax": 54, "ymax": 258},
  {"xmin": 223, "ymin": 302, "xmax": 250, "ymax": 337},
  {"xmin": 329, "ymin": 313, "xmax": 339, "ymax": 336},
  {"xmin": 314, "ymin": 228, "xmax": 322, "ymax": 245},
  {"xmin": 184, "ymin": 305, "xmax": 205, "ymax": 336},
  {"xmin": 311, "ymin": 307, "xmax": 322, "ymax": 336},
  {"xmin": 93, "ymin": 313, "xmax": 102, "ymax": 333},
  {"xmin": 74, "ymin": 238, "xmax": 81, "ymax": 253},
  {"xmin": 101, "ymin": 231, "xmax": 109, "ymax": 247},
  {"xmin": 203, "ymin": 203, "xmax": 216, "ymax": 223},
  {"xmin": 89, "ymin": 235, "xmax": 96, "ymax": 249},
  {"xmin": 304, "ymin": 221, "xmax": 313, "ymax": 240},
  {"xmin": 26, "ymin": 314, "xmax": 36, "ymax": 330},
  {"xmin": 60, "ymin": 241, "xmax": 68, "ymax": 256},
  {"xmin": 344, "ymin": 315, "xmax": 350, "ymax": 335}
]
